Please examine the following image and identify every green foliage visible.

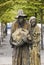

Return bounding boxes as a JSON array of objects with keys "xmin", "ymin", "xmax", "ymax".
[{"xmin": 0, "ymin": 0, "xmax": 44, "ymax": 23}]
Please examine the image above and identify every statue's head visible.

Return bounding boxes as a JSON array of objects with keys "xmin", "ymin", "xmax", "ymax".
[
  {"xmin": 29, "ymin": 16, "xmax": 37, "ymax": 27},
  {"xmin": 16, "ymin": 9, "xmax": 27, "ymax": 23}
]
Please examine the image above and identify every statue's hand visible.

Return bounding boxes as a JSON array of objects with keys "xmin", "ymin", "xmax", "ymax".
[
  {"xmin": 27, "ymin": 35, "xmax": 32, "ymax": 41},
  {"xmin": 11, "ymin": 39, "xmax": 24, "ymax": 47},
  {"xmin": 22, "ymin": 36, "xmax": 28, "ymax": 43}
]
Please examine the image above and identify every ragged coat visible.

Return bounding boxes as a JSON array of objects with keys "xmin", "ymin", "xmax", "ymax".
[
  {"xmin": 29, "ymin": 25, "xmax": 41, "ymax": 65},
  {"xmin": 10, "ymin": 21, "xmax": 31, "ymax": 65}
]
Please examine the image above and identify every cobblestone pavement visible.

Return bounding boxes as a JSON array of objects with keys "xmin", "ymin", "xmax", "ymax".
[{"xmin": 0, "ymin": 34, "xmax": 44, "ymax": 65}]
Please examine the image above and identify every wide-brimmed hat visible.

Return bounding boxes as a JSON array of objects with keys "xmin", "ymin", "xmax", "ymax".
[{"xmin": 16, "ymin": 9, "xmax": 27, "ymax": 18}]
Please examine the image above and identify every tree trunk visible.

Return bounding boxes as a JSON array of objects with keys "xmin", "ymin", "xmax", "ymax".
[
  {"xmin": 1, "ymin": 22, "xmax": 3, "ymax": 42},
  {"xmin": 40, "ymin": 9, "xmax": 43, "ymax": 49}
]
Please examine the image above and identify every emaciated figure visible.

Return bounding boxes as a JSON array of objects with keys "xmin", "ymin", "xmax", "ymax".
[
  {"xmin": 29, "ymin": 16, "xmax": 41, "ymax": 65},
  {"xmin": 10, "ymin": 9, "xmax": 32, "ymax": 65}
]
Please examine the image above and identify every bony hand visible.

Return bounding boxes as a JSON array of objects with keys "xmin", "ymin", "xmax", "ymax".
[
  {"xmin": 27, "ymin": 35, "xmax": 32, "ymax": 41},
  {"xmin": 12, "ymin": 41, "xmax": 17, "ymax": 46},
  {"xmin": 11, "ymin": 39, "xmax": 24, "ymax": 46},
  {"xmin": 22, "ymin": 36, "xmax": 27, "ymax": 43},
  {"xmin": 27, "ymin": 35, "xmax": 32, "ymax": 45}
]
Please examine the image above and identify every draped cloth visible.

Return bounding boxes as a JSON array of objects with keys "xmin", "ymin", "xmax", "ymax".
[
  {"xmin": 12, "ymin": 45, "xmax": 30, "ymax": 65},
  {"xmin": 10, "ymin": 21, "xmax": 31, "ymax": 65}
]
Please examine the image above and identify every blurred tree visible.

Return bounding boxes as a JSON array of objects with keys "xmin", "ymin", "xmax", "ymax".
[
  {"xmin": 0, "ymin": 0, "xmax": 44, "ymax": 47},
  {"xmin": 0, "ymin": 0, "xmax": 44, "ymax": 23}
]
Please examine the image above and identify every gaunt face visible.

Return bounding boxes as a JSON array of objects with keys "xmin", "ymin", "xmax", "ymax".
[
  {"xmin": 30, "ymin": 19, "xmax": 36, "ymax": 27},
  {"xmin": 18, "ymin": 16, "xmax": 24, "ymax": 24}
]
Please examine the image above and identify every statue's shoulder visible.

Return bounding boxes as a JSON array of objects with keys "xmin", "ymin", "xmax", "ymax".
[
  {"xmin": 25, "ymin": 21, "xmax": 30, "ymax": 26},
  {"xmin": 12, "ymin": 21, "xmax": 18, "ymax": 25},
  {"xmin": 24, "ymin": 21, "xmax": 30, "ymax": 30},
  {"xmin": 35, "ymin": 24, "xmax": 41, "ymax": 33},
  {"xmin": 11, "ymin": 21, "xmax": 19, "ymax": 34},
  {"xmin": 12, "ymin": 21, "xmax": 18, "ymax": 27}
]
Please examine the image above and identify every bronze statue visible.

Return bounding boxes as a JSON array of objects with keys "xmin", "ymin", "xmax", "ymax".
[
  {"xmin": 10, "ymin": 9, "xmax": 32, "ymax": 65},
  {"xmin": 29, "ymin": 16, "xmax": 41, "ymax": 65}
]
